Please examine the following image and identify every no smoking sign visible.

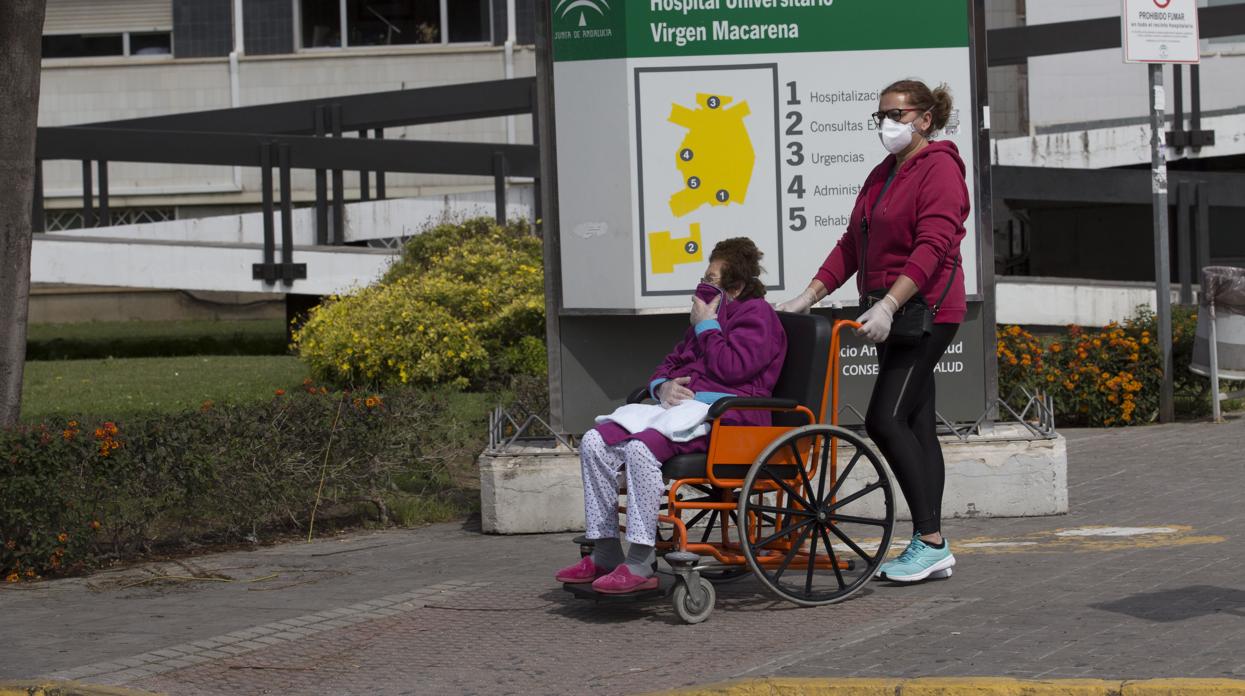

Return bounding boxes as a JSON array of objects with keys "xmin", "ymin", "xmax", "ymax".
[{"xmin": 1122, "ymin": 0, "xmax": 1201, "ymax": 64}]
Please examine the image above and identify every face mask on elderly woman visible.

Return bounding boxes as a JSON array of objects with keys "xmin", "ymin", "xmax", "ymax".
[{"xmin": 693, "ymin": 282, "xmax": 725, "ymax": 305}]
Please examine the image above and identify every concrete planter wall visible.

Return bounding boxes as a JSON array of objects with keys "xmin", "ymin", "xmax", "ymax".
[
  {"xmin": 479, "ymin": 426, "xmax": 1067, "ymax": 534},
  {"xmin": 479, "ymin": 444, "xmax": 585, "ymax": 535}
]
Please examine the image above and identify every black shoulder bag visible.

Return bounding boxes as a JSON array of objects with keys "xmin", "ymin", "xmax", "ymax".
[{"xmin": 860, "ymin": 168, "xmax": 960, "ymax": 345}]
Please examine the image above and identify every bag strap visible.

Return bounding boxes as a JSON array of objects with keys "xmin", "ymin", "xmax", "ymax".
[
  {"xmin": 860, "ymin": 167, "xmax": 897, "ymax": 296},
  {"xmin": 931, "ymin": 255, "xmax": 959, "ymax": 316}
]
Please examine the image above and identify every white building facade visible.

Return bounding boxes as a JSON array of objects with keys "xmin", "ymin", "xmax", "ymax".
[{"xmin": 37, "ymin": 0, "xmax": 537, "ymax": 228}]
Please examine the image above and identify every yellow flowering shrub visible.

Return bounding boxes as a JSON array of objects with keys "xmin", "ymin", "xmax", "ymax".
[{"xmin": 293, "ymin": 218, "xmax": 545, "ymax": 387}]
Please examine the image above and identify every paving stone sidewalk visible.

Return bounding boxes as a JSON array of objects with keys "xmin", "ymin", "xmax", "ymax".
[{"xmin": 3, "ymin": 417, "xmax": 1244, "ymax": 695}]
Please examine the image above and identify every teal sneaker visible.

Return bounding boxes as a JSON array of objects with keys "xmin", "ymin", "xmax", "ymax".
[
  {"xmin": 876, "ymin": 535, "xmax": 955, "ymax": 583},
  {"xmin": 875, "ymin": 534, "xmax": 919, "ymax": 578}
]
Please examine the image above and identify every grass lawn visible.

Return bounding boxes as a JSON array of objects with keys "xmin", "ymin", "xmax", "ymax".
[
  {"xmin": 21, "ymin": 355, "xmax": 310, "ymax": 421},
  {"xmin": 26, "ymin": 319, "xmax": 287, "ymax": 360}
]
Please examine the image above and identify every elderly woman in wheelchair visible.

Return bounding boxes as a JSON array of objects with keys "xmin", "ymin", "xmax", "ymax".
[
  {"xmin": 556, "ymin": 240, "xmax": 903, "ymax": 623},
  {"xmin": 555, "ymin": 237, "xmax": 787, "ymax": 595}
]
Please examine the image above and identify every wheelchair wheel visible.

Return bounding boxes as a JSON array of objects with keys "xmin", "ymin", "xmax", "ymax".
[
  {"xmin": 672, "ymin": 576, "xmax": 716, "ymax": 624},
  {"xmin": 738, "ymin": 425, "xmax": 895, "ymax": 607}
]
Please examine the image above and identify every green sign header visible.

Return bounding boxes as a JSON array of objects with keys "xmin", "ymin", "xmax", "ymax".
[{"xmin": 552, "ymin": 0, "xmax": 971, "ymax": 62}]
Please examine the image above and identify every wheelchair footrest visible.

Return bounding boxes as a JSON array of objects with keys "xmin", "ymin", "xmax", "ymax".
[{"xmin": 562, "ymin": 574, "xmax": 674, "ymax": 603}]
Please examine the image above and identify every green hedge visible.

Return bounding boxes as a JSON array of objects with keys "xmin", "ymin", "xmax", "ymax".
[
  {"xmin": 26, "ymin": 319, "xmax": 288, "ymax": 360},
  {"xmin": 1, "ymin": 385, "xmax": 488, "ymax": 583}
]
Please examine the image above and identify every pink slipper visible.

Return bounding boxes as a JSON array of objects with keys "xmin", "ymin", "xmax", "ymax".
[
  {"xmin": 590, "ymin": 565, "xmax": 659, "ymax": 594},
  {"xmin": 555, "ymin": 556, "xmax": 608, "ymax": 584}
]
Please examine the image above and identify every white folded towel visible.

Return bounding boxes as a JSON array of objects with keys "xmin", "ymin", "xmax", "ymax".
[{"xmin": 595, "ymin": 401, "xmax": 711, "ymax": 442}]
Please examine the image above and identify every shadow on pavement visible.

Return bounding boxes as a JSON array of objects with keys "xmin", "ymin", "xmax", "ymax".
[
  {"xmin": 539, "ymin": 581, "xmax": 880, "ymax": 625},
  {"xmin": 1091, "ymin": 585, "xmax": 1245, "ymax": 622}
]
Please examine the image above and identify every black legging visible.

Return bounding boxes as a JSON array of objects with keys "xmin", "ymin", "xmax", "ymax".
[{"xmin": 864, "ymin": 323, "xmax": 959, "ymax": 537}]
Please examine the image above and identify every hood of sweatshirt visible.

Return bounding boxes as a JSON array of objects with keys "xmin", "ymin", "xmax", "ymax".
[{"xmin": 892, "ymin": 139, "xmax": 967, "ymax": 179}]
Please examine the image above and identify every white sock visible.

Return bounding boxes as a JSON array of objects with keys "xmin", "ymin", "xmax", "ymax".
[{"xmin": 624, "ymin": 543, "xmax": 656, "ymax": 578}]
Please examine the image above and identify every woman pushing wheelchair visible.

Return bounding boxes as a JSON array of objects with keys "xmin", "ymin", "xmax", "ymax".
[
  {"xmin": 554, "ymin": 237, "xmax": 787, "ymax": 594},
  {"xmin": 775, "ymin": 79, "xmax": 968, "ymax": 583}
]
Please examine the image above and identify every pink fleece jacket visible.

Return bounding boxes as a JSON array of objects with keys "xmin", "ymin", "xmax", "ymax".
[{"xmin": 813, "ymin": 141, "xmax": 969, "ymax": 324}]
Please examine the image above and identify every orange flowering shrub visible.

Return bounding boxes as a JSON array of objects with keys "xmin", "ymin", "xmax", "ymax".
[
  {"xmin": 1, "ymin": 385, "xmax": 473, "ymax": 583},
  {"xmin": 999, "ymin": 321, "xmax": 1156, "ymax": 426},
  {"xmin": 1, "ymin": 421, "xmax": 110, "ymax": 581},
  {"xmin": 997, "ymin": 306, "xmax": 1217, "ymax": 426}
]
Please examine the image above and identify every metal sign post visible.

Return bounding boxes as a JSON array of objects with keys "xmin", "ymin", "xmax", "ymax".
[
  {"xmin": 1123, "ymin": 0, "xmax": 1200, "ymax": 423},
  {"xmin": 1148, "ymin": 64, "xmax": 1175, "ymax": 423}
]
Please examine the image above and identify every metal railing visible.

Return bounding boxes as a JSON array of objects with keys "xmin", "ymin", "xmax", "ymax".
[
  {"xmin": 33, "ymin": 77, "xmax": 542, "ymax": 288},
  {"xmin": 487, "ymin": 402, "xmax": 576, "ymax": 453}
]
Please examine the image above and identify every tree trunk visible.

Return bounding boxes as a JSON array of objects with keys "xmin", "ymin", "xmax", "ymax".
[{"xmin": 0, "ymin": 0, "xmax": 47, "ymax": 427}]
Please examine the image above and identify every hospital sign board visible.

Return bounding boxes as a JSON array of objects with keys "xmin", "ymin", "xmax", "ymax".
[{"xmin": 548, "ymin": 0, "xmax": 991, "ymax": 428}]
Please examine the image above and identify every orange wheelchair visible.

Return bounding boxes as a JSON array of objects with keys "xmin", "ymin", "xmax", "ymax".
[{"xmin": 564, "ymin": 314, "xmax": 897, "ymax": 623}]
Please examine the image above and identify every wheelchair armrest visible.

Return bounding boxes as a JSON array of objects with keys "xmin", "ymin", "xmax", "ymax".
[
  {"xmin": 707, "ymin": 396, "xmax": 800, "ymax": 420},
  {"xmin": 627, "ymin": 386, "xmax": 653, "ymax": 404}
]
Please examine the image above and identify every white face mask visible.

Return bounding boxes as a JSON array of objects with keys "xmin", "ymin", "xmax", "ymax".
[{"xmin": 878, "ymin": 117, "xmax": 918, "ymax": 155}]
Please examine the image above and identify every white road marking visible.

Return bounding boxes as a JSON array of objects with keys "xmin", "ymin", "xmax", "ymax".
[{"xmin": 1055, "ymin": 526, "xmax": 1179, "ymax": 537}]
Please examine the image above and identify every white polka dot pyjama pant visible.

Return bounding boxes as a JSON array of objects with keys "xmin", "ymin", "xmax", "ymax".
[{"xmin": 580, "ymin": 429, "xmax": 665, "ymax": 547}]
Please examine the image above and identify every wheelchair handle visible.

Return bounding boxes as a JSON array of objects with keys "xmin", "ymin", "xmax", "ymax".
[{"xmin": 820, "ymin": 320, "xmax": 862, "ymax": 427}]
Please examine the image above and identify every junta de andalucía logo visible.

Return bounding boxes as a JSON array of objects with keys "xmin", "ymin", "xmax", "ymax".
[{"xmin": 556, "ymin": 0, "xmax": 611, "ymax": 27}]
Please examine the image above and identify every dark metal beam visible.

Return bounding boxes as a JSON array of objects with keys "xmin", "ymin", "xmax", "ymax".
[
  {"xmin": 493, "ymin": 152, "xmax": 508, "ymax": 226},
  {"xmin": 37, "ymin": 127, "xmax": 541, "ymax": 178},
  {"xmin": 993, "ymin": 166, "xmax": 1245, "ymax": 208},
  {"xmin": 314, "ymin": 106, "xmax": 328, "ymax": 245},
  {"xmin": 374, "ymin": 128, "xmax": 386, "ymax": 199},
  {"xmin": 358, "ymin": 129, "xmax": 370, "ymax": 202},
  {"xmin": 32, "ymin": 160, "xmax": 44, "ymax": 233},
  {"xmin": 1196, "ymin": 185, "xmax": 1212, "ymax": 273},
  {"xmin": 987, "ymin": 5, "xmax": 1245, "ymax": 66},
  {"xmin": 80, "ymin": 160, "xmax": 94, "ymax": 228},
  {"xmin": 259, "ymin": 143, "xmax": 276, "ymax": 283},
  {"xmin": 330, "ymin": 104, "xmax": 344, "ymax": 246},
  {"xmin": 1176, "ymin": 182, "xmax": 1193, "ymax": 304},
  {"xmin": 279, "ymin": 143, "xmax": 296, "ymax": 285},
  {"xmin": 81, "ymin": 77, "xmax": 538, "ymax": 135},
  {"xmin": 96, "ymin": 160, "xmax": 110, "ymax": 226}
]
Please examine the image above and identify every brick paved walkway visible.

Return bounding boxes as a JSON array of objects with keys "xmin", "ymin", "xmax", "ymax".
[{"xmin": 3, "ymin": 417, "xmax": 1244, "ymax": 695}]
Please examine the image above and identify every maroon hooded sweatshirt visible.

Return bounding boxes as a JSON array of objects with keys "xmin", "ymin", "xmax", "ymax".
[{"xmin": 813, "ymin": 140, "xmax": 969, "ymax": 324}]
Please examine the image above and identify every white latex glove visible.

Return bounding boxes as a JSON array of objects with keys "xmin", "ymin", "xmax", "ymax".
[
  {"xmin": 855, "ymin": 296, "xmax": 897, "ymax": 343},
  {"xmin": 655, "ymin": 376, "xmax": 695, "ymax": 408},
  {"xmin": 690, "ymin": 295, "xmax": 721, "ymax": 326},
  {"xmin": 775, "ymin": 287, "xmax": 818, "ymax": 314}
]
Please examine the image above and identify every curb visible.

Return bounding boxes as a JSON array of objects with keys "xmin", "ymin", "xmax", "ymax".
[
  {"xmin": 645, "ymin": 677, "xmax": 1245, "ymax": 695},
  {"xmin": 0, "ymin": 682, "xmax": 164, "ymax": 696}
]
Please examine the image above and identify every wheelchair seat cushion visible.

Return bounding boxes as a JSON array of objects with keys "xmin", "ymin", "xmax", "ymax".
[
  {"xmin": 662, "ymin": 454, "xmax": 712, "ymax": 480},
  {"xmin": 661, "ymin": 454, "xmax": 797, "ymax": 481}
]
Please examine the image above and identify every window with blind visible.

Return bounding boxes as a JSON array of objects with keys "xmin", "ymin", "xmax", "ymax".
[
  {"xmin": 42, "ymin": 0, "xmax": 173, "ymax": 58},
  {"xmin": 299, "ymin": 0, "xmax": 492, "ymax": 49}
]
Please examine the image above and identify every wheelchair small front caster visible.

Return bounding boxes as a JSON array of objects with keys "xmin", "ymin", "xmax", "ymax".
[
  {"xmin": 572, "ymin": 535, "xmax": 595, "ymax": 559},
  {"xmin": 665, "ymin": 551, "xmax": 715, "ymax": 624},
  {"xmin": 672, "ymin": 576, "xmax": 715, "ymax": 624}
]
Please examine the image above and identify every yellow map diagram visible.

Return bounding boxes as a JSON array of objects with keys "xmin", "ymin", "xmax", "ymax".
[
  {"xmin": 647, "ymin": 223, "xmax": 703, "ymax": 275},
  {"xmin": 668, "ymin": 93, "xmax": 756, "ymax": 218},
  {"xmin": 646, "ymin": 93, "xmax": 756, "ymax": 276}
]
